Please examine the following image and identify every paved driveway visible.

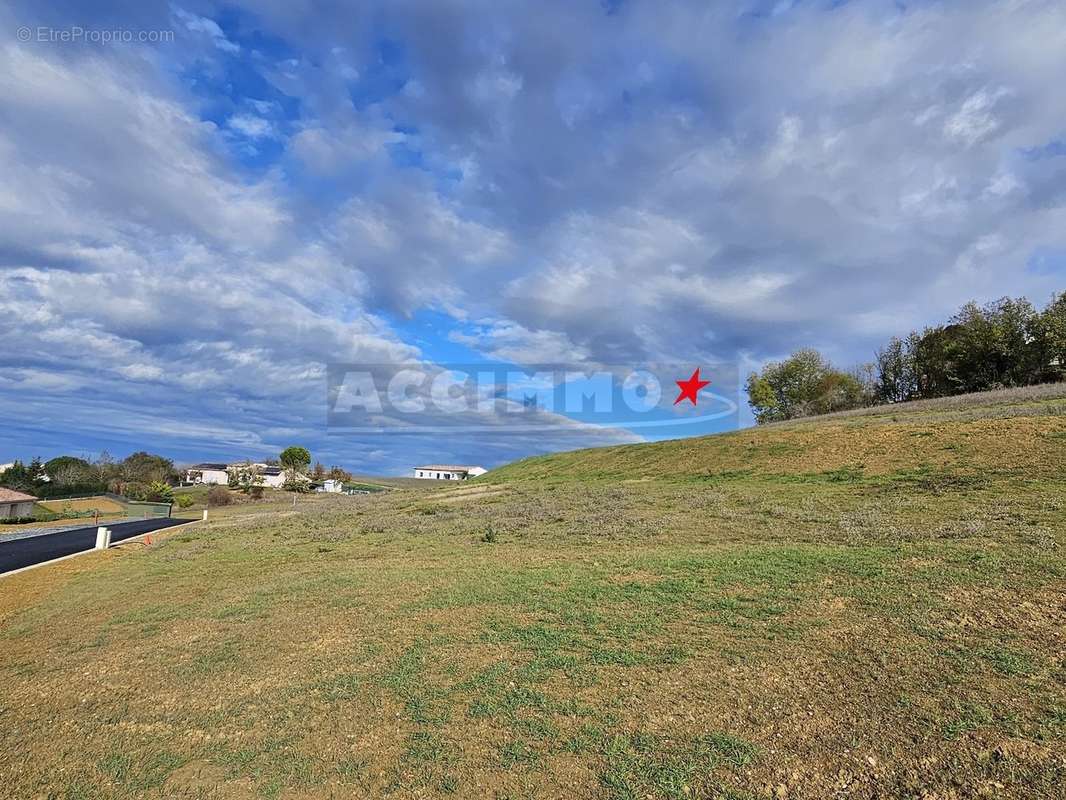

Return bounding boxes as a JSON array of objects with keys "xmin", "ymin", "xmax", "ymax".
[{"xmin": 0, "ymin": 518, "xmax": 191, "ymax": 575}]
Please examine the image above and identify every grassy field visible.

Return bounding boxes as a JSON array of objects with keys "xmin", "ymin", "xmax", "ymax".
[
  {"xmin": 1, "ymin": 386, "xmax": 1064, "ymax": 799},
  {"xmin": 169, "ymin": 484, "xmax": 392, "ymax": 522}
]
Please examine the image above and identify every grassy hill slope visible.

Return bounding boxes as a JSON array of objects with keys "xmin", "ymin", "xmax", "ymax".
[
  {"xmin": 1, "ymin": 385, "xmax": 1063, "ymax": 800},
  {"xmin": 485, "ymin": 383, "xmax": 1066, "ymax": 484}
]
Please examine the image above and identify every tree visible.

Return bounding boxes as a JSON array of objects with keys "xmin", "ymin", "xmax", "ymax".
[
  {"xmin": 227, "ymin": 465, "xmax": 242, "ymax": 489},
  {"xmin": 328, "ymin": 465, "xmax": 353, "ymax": 482},
  {"xmin": 875, "ymin": 333, "xmax": 920, "ymax": 404},
  {"xmin": 895, "ymin": 297, "xmax": 1045, "ymax": 399},
  {"xmin": 746, "ymin": 349, "xmax": 824, "ymax": 423},
  {"xmin": 1039, "ymin": 291, "xmax": 1066, "ymax": 379},
  {"xmin": 312, "ymin": 461, "xmax": 326, "ymax": 481},
  {"xmin": 749, "ymin": 292, "xmax": 1064, "ymax": 424},
  {"xmin": 229, "ymin": 463, "xmax": 265, "ymax": 496},
  {"xmin": 121, "ymin": 452, "xmax": 176, "ymax": 485},
  {"xmin": 94, "ymin": 451, "xmax": 120, "ymax": 483},
  {"xmin": 278, "ymin": 446, "xmax": 312, "ymax": 493},
  {"xmin": 0, "ymin": 459, "xmax": 44, "ymax": 494},
  {"xmin": 282, "ymin": 472, "xmax": 313, "ymax": 493},
  {"xmin": 44, "ymin": 456, "xmax": 94, "ymax": 482},
  {"xmin": 950, "ymin": 298, "xmax": 1043, "ymax": 389},
  {"xmin": 810, "ymin": 370, "xmax": 867, "ymax": 415},
  {"xmin": 145, "ymin": 481, "xmax": 174, "ymax": 503},
  {"xmin": 103, "ymin": 452, "xmax": 176, "ymax": 497},
  {"xmin": 746, "ymin": 349, "xmax": 866, "ymax": 424},
  {"xmin": 34, "ymin": 455, "xmax": 106, "ymax": 498},
  {"xmin": 27, "ymin": 457, "xmax": 45, "ymax": 484},
  {"xmin": 279, "ymin": 446, "xmax": 311, "ymax": 472}
]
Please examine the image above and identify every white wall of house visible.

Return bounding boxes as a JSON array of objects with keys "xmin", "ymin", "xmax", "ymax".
[
  {"xmin": 260, "ymin": 472, "xmax": 286, "ymax": 488},
  {"xmin": 260, "ymin": 470, "xmax": 310, "ymax": 488},
  {"xmin": 413, "ymin": 466, "xmax": 486, "ymax": 480},
  {"xmin": 415, "ymin": 469, "xmax": 463, "ymax": 479},
  {"xmin": 192, "ymin": 468, "xmax": 229, "ymax": 485}
]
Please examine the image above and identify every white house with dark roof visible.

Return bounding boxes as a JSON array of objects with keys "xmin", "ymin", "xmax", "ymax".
[
  {"xmin": 255, "ymin": 464, "xmax": 311, "ymax": 488},
  {"xmin": 185, "ymin": 463, "xmax": 230, "ymax": 485},
  {"xmin": 413, "ymin": 464, "xmax": 487, "ymax": 480},
  {"xmin": 186, "ymin": 461, "xmax": 313, "ymax": 488}
]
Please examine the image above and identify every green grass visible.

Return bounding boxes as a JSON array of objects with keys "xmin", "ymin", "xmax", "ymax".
[
  {"xmin": 0, "ymin": 385, "xmax": 1064, "ymax": 798},
  {"xmin": 600, "ymin": 731, "xmax": 758, "ymax": 800}
]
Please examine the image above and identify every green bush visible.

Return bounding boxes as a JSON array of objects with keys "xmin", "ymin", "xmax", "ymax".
[
  {"xmin": 175, "ymin": 494, "xmax": 194, "ymax": 509},
  {"xmin": 124, "ymin": 482, "xmax": 149, "ymax": 501},
  {"xmin": 282, "ymin": 474, "xmax": 312, "ymax": 493},
  {"xmin": 146, "ymin": 481, "xmax": 174, "ymax": 503}
]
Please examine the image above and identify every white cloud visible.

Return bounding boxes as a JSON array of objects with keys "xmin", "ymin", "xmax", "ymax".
[
  {"xmin": 289, "ymin": 123, "xmax": 401, "ymax": 172},
  {"xmin": 227, "ymin": 114, "xmax": 274, "ymax": 139},
  {"xmin": 4, "ymin": 0, "xmax": 1066, "ymax": 469},
  {"xmin": 449, "ymin": 321, "xmax": 590, "ymax": 364},
  {"xmin": 172, "ymin": 6, "xmax": 239, "ymax": 53},
  {"xmin": 944, "ymin": 89, "xmax": 1008, "ymax": 146}
]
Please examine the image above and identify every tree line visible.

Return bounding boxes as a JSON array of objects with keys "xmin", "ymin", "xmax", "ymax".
[
  {"xmin": 746, "ymin": 292, "xmax": 1066, "ymax": 424},
  {"xmin": 1, "ymin": 445, "xmax": 353, "ymax": 501},
  {"xmin": 0, "ymin": 452, "xmax": 178, "ymax": 501}
]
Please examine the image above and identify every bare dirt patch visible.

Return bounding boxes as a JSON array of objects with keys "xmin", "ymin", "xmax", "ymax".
[{"xmin": 435, "ymin": 485, "xmax": 510, "ymax": 505}]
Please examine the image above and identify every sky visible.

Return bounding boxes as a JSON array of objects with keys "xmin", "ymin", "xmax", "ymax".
[{"xmin": 2, "ymin": 0, "xmax": 1065, "ymax": 475}]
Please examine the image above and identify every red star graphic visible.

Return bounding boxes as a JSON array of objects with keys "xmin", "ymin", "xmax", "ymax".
[{"xmin": 674, "ymin": 367, "xmax": 710, "ymax": 406}]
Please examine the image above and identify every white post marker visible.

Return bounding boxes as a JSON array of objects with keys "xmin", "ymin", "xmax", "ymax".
[
  {"xmin": 95, "ymin": 527, "xmax": 110, "ymax": 550},
  {"xmin": 103, "ymin": 528, "xmax": 111, "ymax": 548},
  {"xmin": 202, "ymin": 509, "xmax": 209, "ymax": 521}
]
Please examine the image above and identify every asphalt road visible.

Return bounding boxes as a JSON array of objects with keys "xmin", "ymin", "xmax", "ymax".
[{"xmin": 0, "ymin": 518, "xmax": 191, "ymax": 575}]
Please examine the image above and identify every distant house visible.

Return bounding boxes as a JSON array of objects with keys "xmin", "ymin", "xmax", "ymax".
[
  {"xmin": 185, "ymin": 461, "xmax": 313, "ymax": 488},
  {"xmin": 185, "ymin": 463, "xmax": 229, "ymax": 485},
  {"xmin": 258, "ymin": 466, "xmax": 286, "ymax": 488},
  {"xmin": 0, "ymin": 488, "xmax": 36, "ymax": 519},
  {"xmin": 317, "ymin": 479, "xmax": 345, "ymax": 493},
  {"xmin": 413, "ymin": 464, "xmax": 487, "ymax": 481}
]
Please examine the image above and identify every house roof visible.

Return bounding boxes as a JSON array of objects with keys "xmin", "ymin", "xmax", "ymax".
[
  {"xmin": 191, "ymin": 463, "xmax": 228, "ymax": 471},
  {"xmin": 414, "ymin": 464, "xmax": 482, "ymax": 472},
  {"xmin": 259, "ymin": 467, "xmax": 310, "ymax": 480},
  {"xmin": 0, "ymin": 487, "xmax": 36, "ymax": 503}
]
